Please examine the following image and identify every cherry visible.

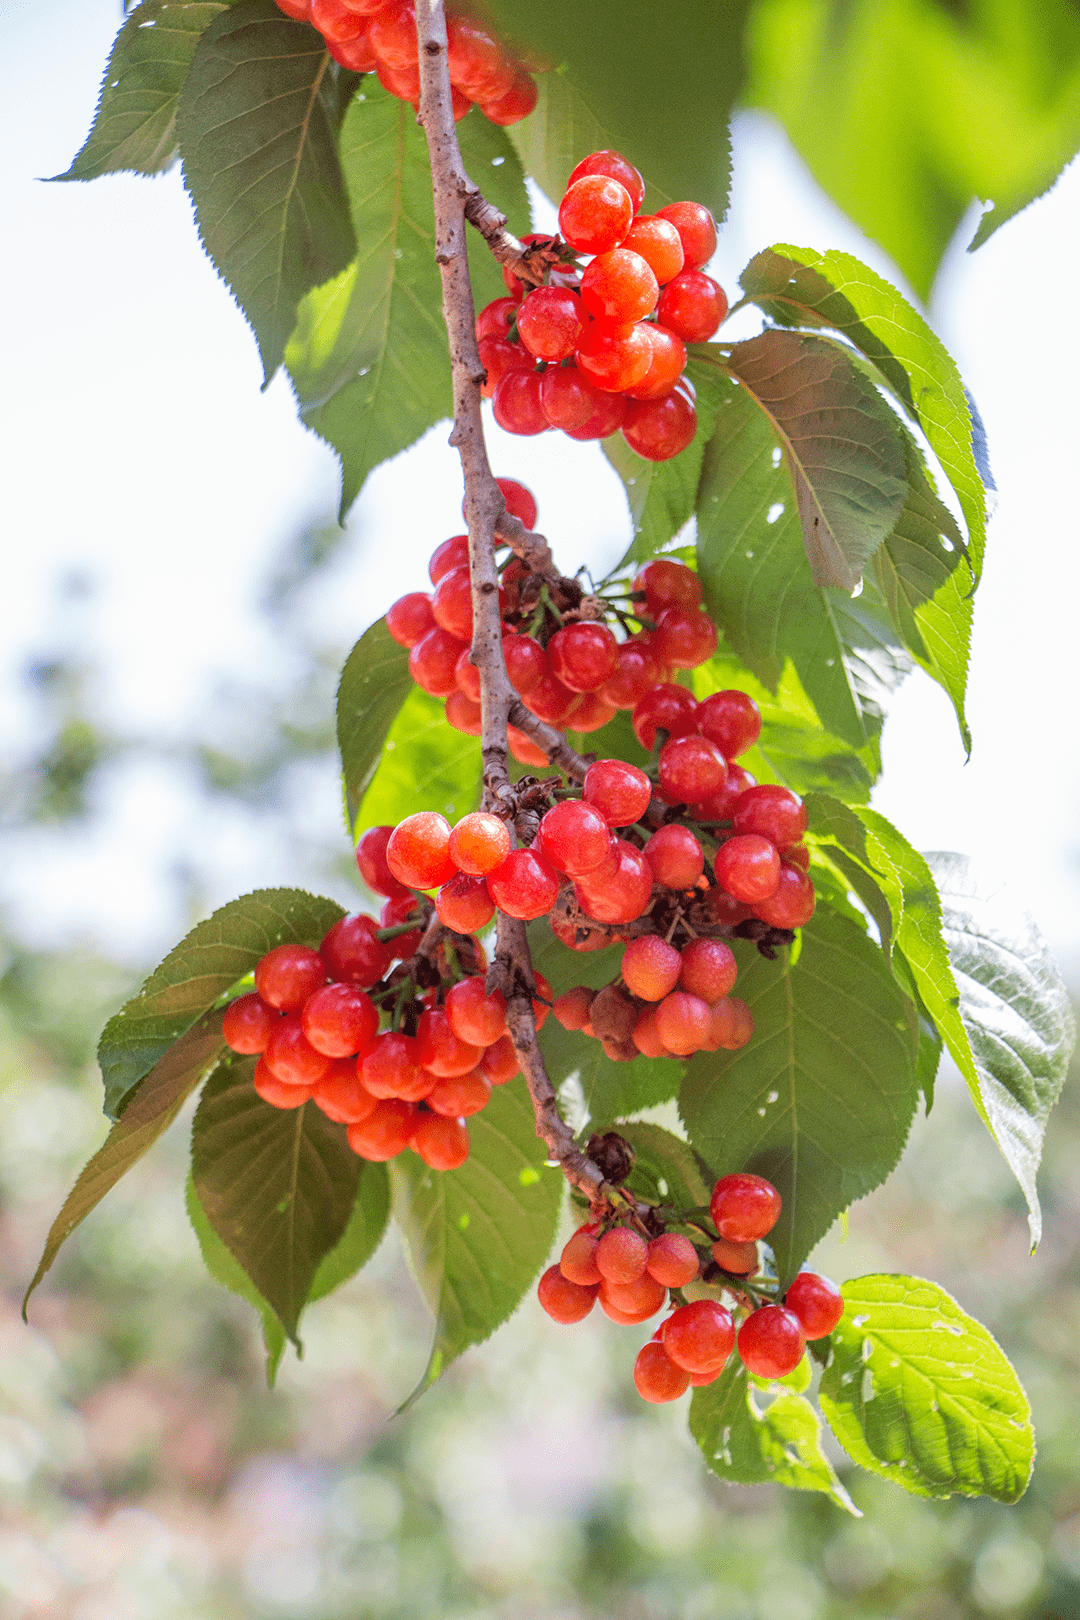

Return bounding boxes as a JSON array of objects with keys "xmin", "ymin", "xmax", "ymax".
[
  {"xmin": 539, "ymin": 363, "xmax": 601, "ymax": 430},
  {"xmin": 655, "ymin": 202, "xmax": 717, "ymax": 271},
  {"xmin": 355, "ymin": 824, "xmax": 411, "ymax": 899},
  {"xmin": 697, "ymin": 689, "xmax": 762, "ymax": 760},
  {"xmin": 785, "ymin": 1271, "xmax": 844, "ymax": 1339},
  {"xmin": 479, "ymin": 1033, "xmax": 519, "ymax": 1085},
  {"xmin": 445, "ymin": 976, "xmax": 507, "ymax": 1046},
  {"xmin": 448, "ymin": 811, "xmax": 511, "ymax": 876},
  {"xmin": 374, "ymin": 58, "xmax": 421, "ymax": 101},
  {"xmin": 547, "ymin": 622, "xmax": 619, "ymax": 693},
  {"xmin": 368, "ymin": 0, "xmax": 416, "ymax": 69},
  {"xmin": 737, "ymin": 1306, "xmax": 805, "ymax": 1379},
  {"xmin": 754, "ymin": 862, "xmax": 815, "ymax": 929},
  {"xmin": 651, "ymin": 605, "xmax": 717, "ymax": 667},
  {"xmin": 623, "ymin": 388, "xmax": 699, "ymax": 461},
  {"xmin": 264, "ymin": 1014, "xmax": 334, "ymax": 1087},
  {"xmin": 495, "ymin": 477, "xmax": 538, "ymax": 529},
  {"xmin": 706, "ymin": 996, "xmax": 754, "ymax": 1051},
  {"xmin": 560, "ymin": 1228, "xmax": 602, "ymax": 1286},
  {"xmin": 583, "ymin": 758, "xmax": 652, "ymax": 826},
  {"xmin": 599, "ymin": 1291, "xmax": 661, "ymax": 1326},
  {"xmin": 445, "ymin": 691, "xmax": 482, "ymax": 736},
  {"xmin": 508, "ymin": 725, "xmax": 549, "ymax": 767},
  {"xmin": 656, "ymin": 272, "xmax": 728, "ymax": 342},
  {"xmin": 254, "ymin": 943, "xmax": 325, "ymax": 1011},
  {"xmin": 562, "ymin": 389, "xmax": 629, "ymax": 440},
  {"xmin": 386, "ymin": 591, "xmax": 435, "ymax": 648},
  {"xmin": 431, "ymin": 565, "xmax": 474, "ymax": 641},
  {"xmin": 429, "ymin": 533, "xmax": 469, "ymax": 584},
  {"xmin": 646, "ymin": 1233, "xmax": 699, "ymax": 1287},
  {"xmin": 711, "ymin": 1236, "xmax": 759, "ymax": 1275},
  {"xmin": 478, "ymin": 335, "xmax": 532, "ymax": 398},
  {"xmin": 275, "ymin": 0, "xmax": 312, "ymax": 17},
  {"xmin": 312, "ymin": 1059, "xmax": 378, "ymax": 1125},
  {"xmin": 631, "ymin": 682, "xmax": 698, "ymax": 750},
  {"xmin": 486, "ymin": 847, "xmax": 559, "ymax": 919},
  {"xmin": 574, "ymin": 840, "xmax": 653, "ymax": 924},
  {"xmin": 658, "ymin": 734, "xmax": 727, "ymax": 804},
  {"xmin": 427, "ymin": 1067, "xmax": 491, "ymax": 1117},
  {"xmin": 595, "ymin": 1226, "xmax": 648, "ymax": 1283},
  {"xmin": 569, "ymin": 691, "xmax": 618, "ymax": 733},
  {"xmin": 320, "ymin": 914, "xmax": 393, "ymax": 986},
  {"xmin": 642, "ymin": 824, "xmax": 704, "ymax": 889},
  {"xmin": 732, "ymin": 784, "xmax": 808, "ymax": 852},
  {"xmin": 566, "ymin": 149, "xmax": 645, "ymax": 213},
  {"xmin": 453, "ymin": 656, "xmax": 483, "ymax": 704},
  {"xmin": 326, "ymin": 33, "xmax": 379, "ymax": 71},
  {"xmin": 445, "ymin": 11, "xmax": 506, "ymax": 97},
  {"xmin": 634, "ymin": 557, "xmax": 703, "ymax": 614},
  {"xmin": 693, "ymin": 763, "xmax": 756, "ymax": 823},
  {"xmin": 710, "ymin": 1172, "xmax": 781, "ymax": 1242},
  {"xmin": 625, "ymin": 323, "xmax": 688, "ymax": 402},
  {"xmin": 517, "ymin": 287, "xmax": 584, "ymax": 362},
  {"xmin": 679, "ymin": 938, "xmax": 737, "ymax": 1004},
  {"xmin": 301, "ymin": 983, "xmax": 378, "ymax": 1058},
  {"xmin": 524, "ymin": 669, "xmax": 582, "ymax": 726},
  {"xmin": 415, "ymin": 1007, "xmax": 481, "ymax": 1078},
  {"xmin": 254, "ymin": 1060, "xmax": 312, "ymax": 1110},
  {"xmin": 412, "ymin": 1111, "xmax": 470, "ymax": 1170},
  {"xmin": 621, "ymin": 935, "xmax": 682, "ymax": 1001},
  {"xmin": 475, "ymin": 297, "xmax": 517, "ymax": 342},
  {"xmin": 361, "ymin": 1031, "xmax": 428, "ymax": 1101},
  {"xmin": 537, "ymin": 1265, "xmax": 598, "ymax": 1323},
  {"xmin": 655, "ymin": 990, "xmax": 711, "ymax": 1055},
  {"xmin": 478, "ymin": 65, "xmax": 537, "ymax": 126},
  {"xmin": 622, "ymin": 213, "xmax": 684, "ymax": 283},
  {"xmin": 580, "ymin": 249, "xmax": 659, "ymax": 324},
  {"xmin": 599, "ymin": 638, "xmax": 664, "ymax": 710},
  {"xmin": 492, "ymin": 369, "xmax": 548, "ymax": 436},
  {"xmin": 576, "ymin": 321, "xmax": 652, "ymax": 393},
  {"xmin": 311, "ymin": 0, "xmax": 366, "ymax": 41},
  {"xmin": 788, "ymin": 844, "xmax": 810, "ymax": 872},
  {"xmin": 347, "ymin": 1098, "xmax": 419, "ymax": 1161},
  {"xmin": 629, "ymin": 1005, "xmax": 667, "ymax": 1057},
  {"xmin": 715, "ymin": 834, "xmax": 780, "ymax": 904},
  {"xmin": 558, "ymin": 175, "xmax": 634, "ymax": 254},
  {"xmin": 537, "ymin": 800, "xmax": 612, "ymax": 876},
  {"xmin": 502, "ymin": 631, "xmax": 546, "ymax": 694},
  {"xmin": 380, "ymin": 893, "xmax": 423, "ymax": 959},
  {"xmin": 662, "ymin": 1299, "xmax": 735, "ymax": 1373},
  {"xmin": 409, "ymin": 626, "xmax": 469, "ymax": 697},
  {"xmin": 599, "ymin": 1270, "xmax": 667, "ymax": 1317},
  {"xmin": 386, "ymin": 811, "xmax": 457, "ymax": 890},
  {"xmin": 552, "ymin": 985, "xmax": 594, "ymax": 1031},
  {"xmin": 435, "ymin": 872, "xmax": 496, "ymax": 933},
  {"xmin": 223, "ymin": 993, "xmax": 277, "ymax": 1054}
]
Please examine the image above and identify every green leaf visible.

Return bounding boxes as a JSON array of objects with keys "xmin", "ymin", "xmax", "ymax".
[
  {"xmin": 679, "ymin": 910, "xmax": 919, "ymax": 1281},
  {"xmin": 355, "ymin": 685, "xmax": 481, "ymax": 840},
  {"xmin": 98, "ymin": 888, "xmax": 345, "ymax": 1118},
  {"xmin": 926, "ymin": 853, "xmax": 1075, "ymax": 1248},
  {"xmin": 177, "ymin": 1, "xmax": 358, "ymax": 382},
  {"xmin": 604, "ymin": 1121, "xmax": 710, "ymax": 1214},
  {"xmin": 191, "ymin": 1060, "xmax": 360, "ymax": 1341},
  {"xmin": 489, "ymin": 0, "xmax": 752, "ymax": 219},
  {"xmin": 186, "ymin": 1172, "xmax": 287, "ymax": 1381},
  {"xmin": 529, "ymin": 928, "xmax": 681, "ymax": 1125},
  {"xmin": 819, "ymin": 1273, "xmax": 1035, "ymax": 1503},
  {"xmin": 720, "ymin": 330, "xmax": 907, "ymax": 591},
  {"xmin": 337, "ymin": 617, "xmax": 413, "ymax": 826},
  {"xmin": 695, "ymin": 373, "xmax": 907, "ymax": 751},
  {"xmin": 286, "ymin": 85, "xmax": 529, "ymax": 514},
  {"xmin": 55, "ymin": 1, "xmax": 229, "ymax": 180},
  {"xmin": 24, "ymin": 1011, "xmax": 226, "ymax": 1316},
  {"xmin": 691, "ymin": 1358, "xmax": 858, "ymax": 1512},
  {"xmin": 739, "ymin": 245, "xmax": 986, "ymax": 579},
  {"xmin": 391, "ymin": 1083, "xmax": 564, "ymax": 1406},
  {"xmin": 602, "ymin": 359, "xmax": 730, "ymax": 565}
]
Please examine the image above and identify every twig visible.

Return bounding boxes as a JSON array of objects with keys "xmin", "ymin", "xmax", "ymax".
[
  {"xmin": 506, "ymin": 699, "xmax": 589, "ymax": 783},
  {"xmin": 415, "ymin": 0, "xmax": 605, "ymax": 1208}
]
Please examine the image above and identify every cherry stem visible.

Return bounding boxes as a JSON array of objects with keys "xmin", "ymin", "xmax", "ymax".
[{"xmin": 414, "ymin": 0, "xmax": 604, "ymax": 1208}]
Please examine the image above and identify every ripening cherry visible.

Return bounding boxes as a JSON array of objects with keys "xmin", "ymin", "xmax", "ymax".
[
  {"xmin": 475, "ymin": 296, "xmax": 517, "ymax": 342},
  {"xmin": 563, "ymin": 389, "xmax": 629, "ymax": 440},
  {"xmin": 732, "ymin": 785, "xmax": 808, "ymax": 852},
  {"xmin": 558, "ymin": 175, "xmax": 634, "ymax": 254},
  {"xmin": 301, "ymin": 983, "xmax": 378, "ymax": 1058},
  {"xmin": 621, "ymin": 214, "xmax": 685, "ymax": 284},
  {"xmin": 445, "ymin": 10, "xmax": 506, "ymax": 97},
  {"xmin": 517, "ymin": 286, "xmax": 584, "ymax": 362},
  {"xmin": 560, "ymin": 1228, "xmax": 602, "ymax": 1286},
  {"xmin": 312, "ymin": 1059, "xmax": 378, "ymax": 1125},
  {"xmin": 754, "ymin": 862, "xmax": 816, "ymax": 929},
  {"xmin": 576, "ymin": 321, "xmax": 653, "ymax": 394},
  {"xmin": 625, "ymin": 324, "xmax": 688, "ymax": 402},
  {"xmin": 621, "ymin": 934, "xmax": 682, "ymax": 1001},
  {"xmin": 445, "ymin": 976, "xmax": 507, "ymax": 1046},
  {"xmin": 508, "ymin": 725, "xmax": 549, "ymax": 768},
  {"xmin": 386, "ymin": 591, "xmax": 435, "ymax": 648},
  {"xmin": 355, "ymin": 824, "xmax": 411, "ymax": 900},
  {"xmin": 427, "ymin": 1067, "xmax": 491, "ymax": 1117},
  {"xmin": 432, "ymin": 565, "xmax": 474, "ymax": 641},
  {"xmin": 254, "ymin": 944, "xmax": 325, "ymax": 1012},
  {"xmin": 448, "ymin": 811, "xmax": 511, "ymax": 876},
  {"xmin": 325, "ymin": 32, "xmax": 379, "ymax": 72},
  {"xmin": 417, "ymin": 1008, "xmax": 482, "ymax": 1078},
  {"xmin": 495, "ymin": 477, "xmax": 538, "ymax": 530},
  {"xmin": 652, "ymin": 605, "xmax": 717, "ymax": 667},
  {"xmin": 706, "ymin": 996, "xmax": 754, "ymax": 1051},
  {"xmin": 374, "ymin": 56, "xmax": 421, "ymax": 101},
  {"xmin": 693, "ymin": 763, "xmax": 756, "ymax": 823},
  {"xmin": 361, "ymin": 1031, "xmax": 429, "ymax": 1101},
  {"xmin": 657, "ymin": 271, "xmax": 728, "ymax": 343},
  {"xmin": 715, "ymin": 834, "xmax": 781, "ymax": 904},
  {"xmin": 386, "ymin": 811, "xmax": 457, "ymax": 890},
  {"xmin": 642, "ymin": 824, "xmax": 705, "ymax": 890},
  {"xmin": 537, "ymin": 799, "xmax": 612, "ymax": 876},
  {"xmin": 537, "ymin": 1265, "xmax": 598, "ymax": 1324},
  {"xmin": 679, "ymin": 938, "xmax": 738, "ymax": 1004},
  {"xmin": 623, "ymin": 389, "xmax": 698, "ymax": 461},
  {"xmin": 599, "ymin": 1270, "xmax": 667, "ymax": 1318},
  {"xmin": 320, "ymin": 914, "xmax": 393, "ymax": 986},
  {"xmin": 454, "ymin": 645, "xmax": 481, "ymax": 700},
  {"xmin": 785, "ymin": 1272, "xmax": 844, "ymax": 1338},
  {"xmin": 552, "ymin": 985, "xmax": 594, "ymax": 1031},
  {"xmin": 737, "ymin": 1306, "xmax": 806, "ymax": 1379},
  {"xmin": 646, "ymin": 1233, "xmax": 700, "ymax": 1287},
  {"xmin": 486, "ymin": 847, "xmax": 560, "ymax": 919},
  {"xmin": 502, "ymin": 631, "xmax": 546, "ymax": 694},
  {"xmin": 479, "ymin": 335, "xmax": 531, "ymax": 398},
  {"xmin": 697, "ymin": 689, "xmax": 762, "ymax": 760},
  {"xmin": 539, "ymin": 363, "xmax": 601, "ymax": 430},
  {"xmin": 575, "ymin": 840, "xmax": 653, "ymax": 924},
  {"xmin": 435, "ymin": 872, "xmax": 496, "ymax": 934},
  {"xmin": 704, "ymin": 886, "xmax": 754, "ymax": 926},
  {"xmin": 631, "ymin": 682, "xmax": 699, "ymax": 750},
  {"xmin": 600, "ymin": 638, "xmax": 664, "ymax": 710},
  {"xmin": 412, "ymin": 1111, "xmax": 471, "ymax": 1171},
  {"xmin": 254, "ymin": 1059, "xmax": 313, "ymax": 1109},
  {"xmin": 479, "ymin": 1033, "xmax": 519, "ymax": 1085},
  {"xmin": 492, "ymin": 368, "xmax": 549, "ymax": 436},
  {"xmin": 655, "ymin": 990, "xmax": 711, "ymax": 1055},
  {"xmin": 566, "ymin": 149, "xmax": 645, "ymax": 212},
  {"xmin": 429, "ymin": 533, "xmax": 469, "ymax": 584},
  {"xmin": 656, "ymin": 201, "xmax": 717, "ymax": 271},
  {"xmin": 368, "ymin": 0, "xmax": 416, "ymax": 68},
  {"xmin": 662, "ymin": 1298, "xmax": 735, "ymax": 1373},
  {"xmin": 569, "ymin": 691, "xmax": 618, "ymax": 733},
  {"xmin": 658, "ymin": 734, "xmax": 727, "ymax": 805},
  {"xmin": 445, "ymin": 692, "xmax": 482, "ymax": 736},
  {"xmin": 479, "ymin": 64, "xmax": 537, "ymax": 126},
  {"xmin": 547, "ymin": 622, "xmax": 619, "ymax": 693},
  {"xmin": 596, "ymin": 1226, "xmax": 649, "ymax": 1283},
  {"xmin": 631, "ymin": 1005, "xmax": 671, "ymax": 1058},
  {"xmin": 223, "ymin": 993, "xmax": 277, "ymax": 1054},
  {"xmin": 409, "ymin": 625, "xmax": 469, "ymax": 697},
  {"xmin": 583, "ymin": 758, "xmax": 652, "ymax": 826},
  {"xmin": 710, "ymin": 1172, "xmax": 782, "ymax": 1242},
  {"xmin": 347, "ymin": 1098, "xmax": 419, "ymax": 1161},
  {"xmin": 634, "ymin": 557, "xmax": 703, "ymax": 614},
  {"xmin": 264, "ymin": 1014, "xmax": 334, "ymax": 1087},
  {"xmin": 524, "ymin": 669, "xmax": 583, "ymax": 727},
  {"xmin": 311, "ymin": 0, "xmax": 366, "ymax": 40},
  {"xmin": 580, "ymin": 249, "xmax": 659, "ymax": 324},
  {"xmin": 711, "ymin": 1236, "xmax": 760, "ymax": 1275}
]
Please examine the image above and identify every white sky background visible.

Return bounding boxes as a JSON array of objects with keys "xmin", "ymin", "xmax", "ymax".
[{"xmin": 2, "ymin": 0, "xmax": 1079, "ymax": 976}]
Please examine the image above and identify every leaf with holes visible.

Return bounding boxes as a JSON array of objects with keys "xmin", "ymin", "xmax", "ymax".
[
  {"xmin": 286, "ymin": 83, "xmax": 529, "ymax": 514},
  {"xmin": 25, "ymin": 1011, "xmax": 227, "ymax": 1316},
  {"xmin": 679, "ymin": 911, "xmax": 919, "ymax": 1281},
  {"xmin": 391, "ymin": 1083, "xmax": 563, "ymax": 1407},
  {"xmin": 355, "ymin": 686, "xmax": 481, "ymax": 841},
  {"xmin": 820, "ymin": 1274, "xmax": 1034, "ymax": 1502},
  {"xmin": 191, "ymin": 1060, "xmax": 361, "ymax": 1341},
  {"xmin": 177, "ymin": 1, "xmax": 358, "ymax": 382},
  {"xmin": 98, "ymin": 888, "xmax": 345, "ymax": 1118},
  {"xmin": 55, "ymin": 1, "xmax": 228, "ymax": 180},
  {"xmin": 337, "ymin": 617, "xmax": 413, "ymax": 826},
  {"xmin": 691, "ymin": 1358, "xmax": 858, "ymax": 1512}
]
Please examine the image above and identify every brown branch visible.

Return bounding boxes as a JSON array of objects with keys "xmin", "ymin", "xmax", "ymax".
[
  {"xmin": 494, "ymin": 511, "xmax": 553, "ymax": 572},
  {"xmin": 506, "ymin": 698, "xmax": 589, "ymax": 783},
  {"xmin": 415, "ymin": 0, "xmax": 606, "ymax": 1210}
]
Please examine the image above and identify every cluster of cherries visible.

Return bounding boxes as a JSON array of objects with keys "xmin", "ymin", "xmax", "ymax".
[
  {"xmin": 221, "ymin": 913, "xmax": 546, "ymax": 1171},
  {"xmin": 273, "ymin": 0, "xmax": 538, "ymax": 125},
  {"xmin": 537, "ymin": 1171, "xmax": 845, "ymax": 1402},
  {"xmin": 481, "ymin": 148, "xmax": 728, "ymax": 460}
]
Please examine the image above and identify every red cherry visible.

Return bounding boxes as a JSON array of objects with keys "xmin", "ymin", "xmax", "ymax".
[
  {"xmin": 580, "ymin": 249, "xmax": 659, "ymax": 325},
  {"xmin": 655, "ymin": 990, "xmax": 711, "ymax": 1055},
  {"xmin": 631, "ymin": 1005, "xmax": 670, "ymax": 1058},
  {"xmin": 409, "ymin": 626, "xmax": 469, "ymax": 697},
  {"xmin": 431, "ymin": 565, "xmax": 474, "ymax": 640},
  {"xmin": 325, "ymin": 31, "xmax": 378, "ymax": 72},
  {"xmin": 429, "ymin": 533, "xmax": 469, "ymax": 585},
  {"xmin": 536, "ymin": 800, "xmax": 612, "ymax": 876},
  {"xmin": 566, "ymin": 150, "xmax": 644, "ymax": 213},
  {"xmin": 435, "ymin": 872, "xmax": 496, "ymax": 933},
  {"xmin": 705, "ymin": 997, "xmax": 754, "ymax": 1052},
  {"xmin": 311, "ymin": 0, "xmax": 366, "ymax": 42},
  {"xmin": 320, "ymin": 914, "xmax": 392, "ymax": 986},
  {"xmin": 696, "ymin": 689, "xmax": 762, "ymax": 759},
  {"xmin": 621, "ymin": 935, "xmax": 682, "ymax": 1001},
  {"xmin": 253, "ymin": 1059, "xmax": 313, "ymax": 1109},
  {"xmin": 479, "ymin": 1033, "xmax": 519, "ymax": 1085},
  {"xmin": 478, "ymin": 65, "xmax": 537, "ymax": 127},
  {"xmin": 693, "ymin": 763, "xmax": 756, "ymax": 823},
  {"xmin": 656, "ymin": 271, "xmax": 728, "ymax": 343},
  {"xmin": 583, "ymin": 758, "xmax": 651, "ymax": 826},
  {"xmin": 558, "ymin": 175, "xmax": 634, "ymax": 254},
  {"xmin": 710, "ymin": 1172, "xmax": 782, "ymax": 1242},
  {"xmin": 662, "ymin": 1299, "xmax": 735, "ymax": 1373},
  {"xmin": 634, "ymin": 558, "xmax": 703, "ymax": 614},
  {"xmin": 625, "ymin": 324, "xmax": 688, "ymax": 402},
  {"xmin": 655, "ymin": 202, "xmax": 717, "ymax": 271},
  {"xmin": 386, "ymin": 812, "xmax": 457, "ymax": 890},
  {"xmin": 574, "ymin": 840, "xmax": 653, "ymax": 924},
  {"xmin": 508, "ymin": 725, "xmax": 550, "ymax": 768},
  {"xmin": 412, "ymin": 1111, "xmax": 471, "ymax": 1170},
  {"xmin": 524, "ymin": 669, "xmax": 583, "ymax": 726},
  {"xmin": 312, "ymin": 1060, "xmax": 378, "ymax": 1125},
  {"xmin": 492, "ymin": 369, "xmax": 548, "ymax": 436},
  {"xmin": 678, "ymin": 938, "xmax": 737, "ymax": 1004},
  {"xmin": 539, "ymin": 363, "xmax": 601, "ymax": 430},
  {"xmin": 645, "ymin": 1233, "xmax": 699, "ymax": 1288},
  {"xmin": 552, "ymin": 986, "xmax": 594, "ymax": 1032},
  {"xmin": 732, "ymin": 785, "xmax": 808, "ymax": 852},
  {"xmin": 784, "ymin": 1272, "xmax": 844, "ymax": 1339},
  {"xmin": 223, "ymin": 994, "xmax": 278, "ymax": 1054},
  {"xmin": 651, "ymin": 605, "xmax": 717, "ymax": 668},
  {"xmin": 495, "ymin": 477, "xmax": 538, "ymax": 529},
  {"xmin": 478, "ymin": 335, "xmax": 532, "ymax": 398},
  {"xmin": 373, "ymin": 57, "xmax": 420, "ymax": 102},
  {"xmin": 715, "ymin": 834, "xmax": 780, "ymax": 903},
  {"xmin": 486, "ymin": 848, "xmax": 559, "ymax": 919},
  {"xmin": 711, "ymin": 1236, "xmax": 759, "ymax": 1275},
  {"xmin": 576, "ymin": 321, "xmax": 652, "ymax": 393},
  {"xmin": 301, "ymin": 983, "xmax": 378, "ymax": 1058},
  {"xmin": 547, "ymin": 622, "xmax": 619, "ymax": 693},
  {"xmin": 562, "ymin": 389, "xmax": 629, "ymax": 441},
  {"xmin": 445, "ymin": 11, "xmax": 507, "ymax": 98},
  {"xmin": 264, "ymin": 1013, "xmax": 334, "ymax": 1086},
  {"xmin": 347, "ymin": 1098, "xmax": 419, "ymax": 1161},
  {"xmin": 367, "ymin": 0, "xmax": 416, "ymax": 69},
  {"xmin": 642, "ymin": 824, "xmax": 704, "ymax": 889},
  {"xmin": 355, "ymin": 824, "xmax": 411, "ymax": 900},
  {"xmin": 447, "ymin": 811, "xmax": 511, "ymax": 876},
  {"xmin": 737, "ymin": 1306, "xmax": 805, "ymax": 1379},
  {"xmin": 560, "ymin": 1227, "xmax": 602, "ymax": 1286},
  {"xmin": 621, "ymin": 213, "xmax": 684, "ymax": 284},
  {"xmin": 631, "ymin": 682, "xmax": 699, "ymax": 749},
  {"xmin": 600, "ymin": 637, "xmax": 664, "ymax": 709},
  {"xmin": 658, "ymin": 734, "xmax": 727, "ymax": 805},
  {"xmin": 445, "ymin": 691, "xmax": 482, "ymax": 736},
  {"xmin": 475, "ymin": 297, "xmax": 517, "ymax": 343},
  {"xmin": 379, "ymin": 893, "xmax": 423, "ymax": 959},
  {"xmin": 254, "ymin": 944, "xmax": 326, "ymax": 1012},
  {"xmin": 537, "ymin": 1265, "xmax": 598, "ymax": 1323},
  {"xmin": 596, "ymin": 1226, "xmax": 648, "ymax": 1283},
  {"xmin": 426, "ymin": 1068, "xmax": 491, "ymax": 1118},
  {"xmin": 502, "ymin": 631, "xmax": 546, "ymax": 694},
  {"xmin": 445, "ymin": 976, "xmax": 507, "ymax": 1046},
  {"xmin": 362, "ymin": 1031, "xmax": 431, "ymax": 1102},
  {"xmin": 753, "ymin": 863, "xmax": 816, "ymax": 929},
  {"xmin": 385, "ymin": 591, "xmax": 435, "ymax": 648},
  {"xmin": 517, "ymin": 287, "xmax": 584, "ymax": 362}
]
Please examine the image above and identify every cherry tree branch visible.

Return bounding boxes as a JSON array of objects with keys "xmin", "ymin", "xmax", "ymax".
[{"xmin": 414, "ymin": 0, "xmax": 605, "ymax": 1207}]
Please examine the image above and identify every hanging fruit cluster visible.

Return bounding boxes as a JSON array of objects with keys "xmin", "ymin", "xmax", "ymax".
[
  {"xmin": 479, "ymin": 149, "xmax": 728, "ymax": 459},
  {"xmin": 538, "ymin": 1171, "xmax": 844, "ymax": 1404},
  {"xmin": 274, "ymin": 0, "xmax": 539, "ymax": 124}
]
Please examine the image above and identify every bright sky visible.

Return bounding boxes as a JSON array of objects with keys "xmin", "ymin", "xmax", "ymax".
[{"xmin": 3, "ymin": 0, "xmax": 1079, "ymax": 976}]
